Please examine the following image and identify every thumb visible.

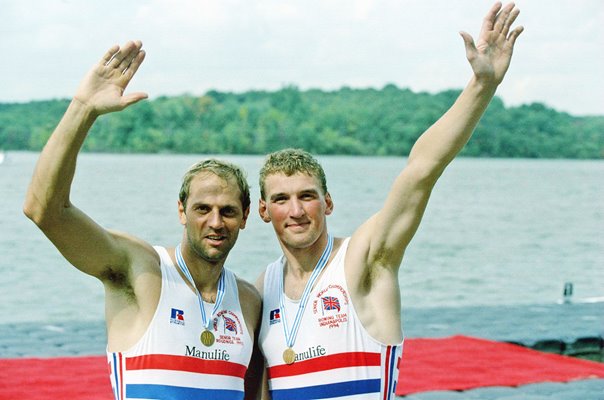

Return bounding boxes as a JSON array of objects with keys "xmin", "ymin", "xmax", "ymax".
[
  {"xmin": 459, "ymin": 31, "xmax": 477, "ymax": 61},
  {"xmin": 120, "ymin": 92, "xmax": 148, "ymax": 108}
]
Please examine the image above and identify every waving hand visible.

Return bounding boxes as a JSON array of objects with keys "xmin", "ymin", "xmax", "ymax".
[
  {"xmin": 74, "ymin": 40, "xmax": 148, "ymax": 115},
  {"xmin": 460, "ymin": 2, "xmax": 524, "ymax": 85}
]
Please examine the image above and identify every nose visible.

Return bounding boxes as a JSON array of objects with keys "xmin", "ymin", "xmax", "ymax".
[
  {"xmin": 289, "ymin": 197, "xmax": 305, "ymax": 218},
  {"xmin": 208, "ymin": 209, "xmax": 225, "ymax": 229}
]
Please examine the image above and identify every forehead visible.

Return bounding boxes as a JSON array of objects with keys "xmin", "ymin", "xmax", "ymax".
[
  {"xmin": 263, "ymin": 172, "xmax": 322, "ymax": 195},
  {"xmin": 187, "ymin": 172, "xmax": 242, "ymax": 206}
]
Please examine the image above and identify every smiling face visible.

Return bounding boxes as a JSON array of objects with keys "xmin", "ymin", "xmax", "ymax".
[
  {"xmin": 259, "ymin": 172, "xmax": 333, "ymax": 250},
  {"xmin": 179, "ymin": 172, "xmax": 249, "ymax": 265}
]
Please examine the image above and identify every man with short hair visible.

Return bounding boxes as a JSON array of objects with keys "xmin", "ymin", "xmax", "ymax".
[
  {"xmin": 24, "ymin": 41, "xmax": 261, "ymax": 400},
  {"xmin": 256, "ymin": 3, "xmax": 524, "ymax": 399}
]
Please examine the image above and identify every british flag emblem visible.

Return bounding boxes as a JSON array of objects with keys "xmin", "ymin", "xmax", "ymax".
[
  {"xmin": 322, "ymin": 296, "xmax": 341, "ymax": 312},
  {"xmin": 223, "ymin": 315, "xmax": 238, "ymax": 334}
]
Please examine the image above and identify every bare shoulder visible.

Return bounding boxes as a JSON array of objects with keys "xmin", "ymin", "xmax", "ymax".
[
  {"xmin": 103, "ymin": 232, "xmax": 162, "ymax": 350},
  {"xmin": 344, "ymin": 214, "xmax": 405, "ymax": 296},
  {"xmin": 344, "ymin": 216, "xmax": 377, "ymax": 276},
  {"xmin": 109, "ymin": 229, "xmax": 158, "ymax": 254},
  {"xmin": 237, "ymin": 277, "xmax": 262, "ymax": 307},
  {"xmin": 254, "ymin": 269, "xmax": 266, "ymax": 297},
  {"xmin": 237, "ymin": 277, "xmax": 262, "ymax": 331},
  {"xmin": 111, "ymin": 229, "xmax": 159, "ymax": 266},
  {"xmin": 101, "ymin": 229, "xmax": 160, "ymax": 288}
]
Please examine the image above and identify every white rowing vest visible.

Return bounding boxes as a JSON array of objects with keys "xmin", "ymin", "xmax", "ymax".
[
  {"xmin": 259, "ymin": 238, "xmax": 403, "ymax": 400},
  {"xmin": 107, "ymin": 246, "xmax": 253, "ymax": 400}
]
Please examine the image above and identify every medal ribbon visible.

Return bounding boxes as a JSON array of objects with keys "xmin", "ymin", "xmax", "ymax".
[
  {"xmin": 175, "ymin": 244, "xmax": 225, "ymax": 331},
  {"xmin": 279, "ymin": 234, "xmax": 334, "ymax": 350}
]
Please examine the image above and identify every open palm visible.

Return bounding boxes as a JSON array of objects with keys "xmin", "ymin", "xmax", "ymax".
[
  {"xmin": 74, "ymin": 40, "xmax": 148, "ymax": 115},
  {"xmin": 460, "ymin": 2, "xmax": 524, "ymax": 85}
]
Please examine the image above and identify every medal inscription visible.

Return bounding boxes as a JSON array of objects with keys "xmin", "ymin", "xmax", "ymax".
[{"xmin": 200, "ymin": 330, "xmax": 215, "ymax": 347}]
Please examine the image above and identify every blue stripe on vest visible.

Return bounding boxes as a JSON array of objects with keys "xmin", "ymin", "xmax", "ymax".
[
  {"xmin": 387, "ymin": 347, "xmax": 398, "ymax": 400},
  {"xmin": 111, "ymin": 353, "xmax": 120, "ymax": 400},
  {"xmin": 126, "ymin": 384, "xmax": 244, "ymax": 400},
  {"xmin": 270, "ymin": 378, "xmax": 381, "ymax": 400}
]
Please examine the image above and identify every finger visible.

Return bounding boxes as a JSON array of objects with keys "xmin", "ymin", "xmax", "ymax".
[
  {"xmin": 506, "ymin": 25, "xmax": 524, "ymax": 47},
  {"xmin": 100, "ymin": 44, "xmax": 119, "ymax": 66},
  {"xmin": 493, "ymin": 3, "xmax": 515, "ymax": 34},
  {"xmin": 501, "ymin": 7, "xmax": 520, "ymax": 37},
  {"xmin": 108, "ymin": 40, "xmax": 138, "ymax": 68},
  {"xmin": 479, "ymin": 1, "xmax": 502, "ymax": 37},
  {"xmin": 108, "ymin": 49, "xmax": 125, "ymax": 68},
  {"xmin": 109, "ymin": 41, "xmax": 135, "ymax": 69},
  {"xmin": 122, "ymin": 50, "xmax": 146, "ymax": 80},
  {"xmin": 118, "ymin": 40, "xmax": 143, "ymax": 71}
]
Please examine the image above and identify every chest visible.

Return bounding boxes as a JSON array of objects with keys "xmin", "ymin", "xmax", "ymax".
[
  {"xmin": 141, "ymin": 272, "xmax": 252, "ymax": 363},
  {"xmin": 277, "ymin": 279, "xmax": 353, "ymax": 337}
]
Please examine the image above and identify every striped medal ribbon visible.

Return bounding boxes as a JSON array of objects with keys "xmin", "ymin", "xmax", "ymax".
[
  {"xmin": 279, "ymin": 234, "xmax": 334, "ymax": 365},
  {"xmin": 175, "ymin": 244, "xmax": 226, "ymax": 347}
]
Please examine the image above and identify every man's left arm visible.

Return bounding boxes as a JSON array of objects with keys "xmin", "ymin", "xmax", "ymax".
[{"xmin": 353, "ymin": 2, "xmax": 524, "ymax": 272}]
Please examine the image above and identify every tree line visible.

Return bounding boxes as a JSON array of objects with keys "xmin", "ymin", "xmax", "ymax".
[{"xmin": 1, "ymin": 85, "xmax": 602, "ymax": 158}]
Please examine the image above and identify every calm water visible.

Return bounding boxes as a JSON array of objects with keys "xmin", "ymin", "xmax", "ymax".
[{"xmin": 1, "ymin": 152, "xmax": 602, "ymax": 323}]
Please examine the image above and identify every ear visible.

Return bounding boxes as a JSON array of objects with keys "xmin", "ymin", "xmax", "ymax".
[
  {"xmin": 178, "ymin": 200, "xmax": 187, "ymax": 225},
  {"xmin": 324, "ymin": 192, "xmax": 334, "ymax": 216},
  {"xmin": 240, "ymin": 206, "xmax": 250, "ymax": 229},
  {"xmin": 259, "ymin": 198, "xmax": 271, "ymax": 223}
]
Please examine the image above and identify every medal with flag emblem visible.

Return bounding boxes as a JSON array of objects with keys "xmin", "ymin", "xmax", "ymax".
[{"xmin": 279, "ymin": 234, "xmax": 333, "ymax": 364}]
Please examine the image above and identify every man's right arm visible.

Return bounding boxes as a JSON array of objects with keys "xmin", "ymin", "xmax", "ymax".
[{"xmin": 23, "ymin": 41, "xmax": 148, "ymax": 279}]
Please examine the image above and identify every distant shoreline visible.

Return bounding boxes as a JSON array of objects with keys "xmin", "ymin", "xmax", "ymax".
[{"xmin": 2, "ymin": 87, "xmax": 602, "ymax": 159}]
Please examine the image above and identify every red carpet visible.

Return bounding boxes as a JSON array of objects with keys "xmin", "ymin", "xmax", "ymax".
[
  {"xmin": 1, "ymin": 336, "xmax": 603, "ymax": 399},
  {"xmin": 397, "ymin": 335, "xmax": 604, "ymax": 395},
  {"xmin": 0, "ymin": 356, "xmax": 113, "ymax": 400}
]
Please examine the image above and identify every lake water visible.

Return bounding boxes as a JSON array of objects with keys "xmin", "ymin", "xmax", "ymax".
[{"xmin": 1, "ymin": 152, "xmax": 602, "ymax": 323}]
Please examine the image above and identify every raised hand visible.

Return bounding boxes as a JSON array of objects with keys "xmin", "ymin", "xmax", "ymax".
[
  {"xmin": 74, "ymin": 40, "xmax": 148, "ymax": 116},
  {"xmin": 460, "ymin": 2, "xmax": 524, "ymax": 86}
]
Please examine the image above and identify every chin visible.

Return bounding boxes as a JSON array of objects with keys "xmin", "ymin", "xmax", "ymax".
[
  {"xmin": 203, "ymin": 253, "xmax": 229, "ymax": 265},
  {"xmin": 192, "ymin": 244, "xmax": 231, "ymax": 264},
  {"xmin": 282, "ymin": 233, "xmax": 318, "ymax": 250}
]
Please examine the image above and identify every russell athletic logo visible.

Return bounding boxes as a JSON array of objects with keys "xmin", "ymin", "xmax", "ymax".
[
  {"xmin": 170, "ymin": 308, "xmax": 185, "ymax": 325},
  {"xmin": 269, "ymin": 308, "xmax": 281, "ymax": 325}
]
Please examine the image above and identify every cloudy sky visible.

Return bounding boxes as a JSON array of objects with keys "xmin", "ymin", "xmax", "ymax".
[{"xmin": 2, "ymin": 0, "xmax": 603, "ymax": 116}]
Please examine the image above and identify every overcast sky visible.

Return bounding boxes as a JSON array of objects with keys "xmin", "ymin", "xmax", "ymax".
[{"xmin": 2, "ymin": 0, "xmax": 603, "ymax": 116}]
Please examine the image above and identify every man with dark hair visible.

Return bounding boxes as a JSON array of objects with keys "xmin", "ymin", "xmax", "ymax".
[
  {"xmin": 256, "ymin": 3, "xmax": 524, "ymax": 399},
  {"xmin": 24, "ymin": 41, "xmax": 261, "ymax": 400}
]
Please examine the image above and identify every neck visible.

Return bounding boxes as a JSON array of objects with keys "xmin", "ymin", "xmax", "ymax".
[
  {"xmin": 281, "ymin": 233, "xmax": 330, "ymax": 279},
  {"xmin": 176, "ymin": 244, "xmax": 224, "ymax": 298}
]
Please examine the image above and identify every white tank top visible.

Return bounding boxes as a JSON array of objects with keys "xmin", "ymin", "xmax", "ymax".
[
  {"xmin": 259, "ymin": 238, "xmax": 403, "ymax": 400},
  {"xmin": 107, "ymin": 246, "xmax": 253, "ymax": 400}
]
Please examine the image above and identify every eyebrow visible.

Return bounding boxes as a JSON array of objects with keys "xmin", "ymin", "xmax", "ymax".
[
  {"xmin": 269, "ymin": 188, "xmax": 320, "ymax": 201},
  {"xmin": 269, "ymin": 193, "xmax": 287, "ymax": 201},
  {"xmin": 190, "ymin": 201, "xmax": 240, "ymax": 210}
]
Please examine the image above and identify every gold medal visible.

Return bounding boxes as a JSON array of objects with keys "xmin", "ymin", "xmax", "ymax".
[
  {"xmin": 200, "ymin": 330, "xmax": 215, "ymax": 347},
  {"xmin": 282, "ymin": 347, "xmax": 296, "ymax": 365}
]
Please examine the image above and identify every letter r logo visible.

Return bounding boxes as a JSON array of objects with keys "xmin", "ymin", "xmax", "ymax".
[
  {"xmin": 171, "ymin": 308, "xmax": 184, "ymax": 320},
  {"xmin": 270, "ymin": 308, "xmax": 280, "ymax": 321}
]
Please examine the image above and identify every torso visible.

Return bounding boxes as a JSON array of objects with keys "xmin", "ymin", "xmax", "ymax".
[
  {"xmin": 259, "ymin": 238, "xmax": 403, "ymax": 400},
  {"xmin": 106, "ymin": 246, "xmax": 253, "ymax": 400}
]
